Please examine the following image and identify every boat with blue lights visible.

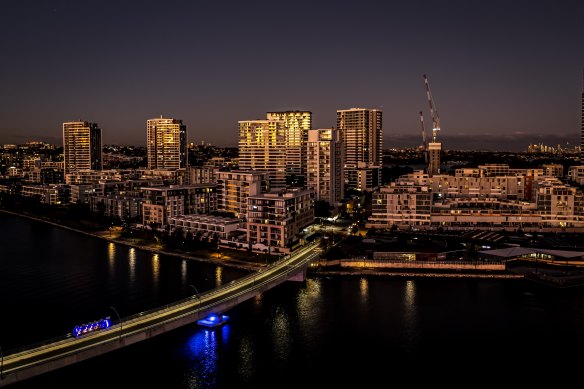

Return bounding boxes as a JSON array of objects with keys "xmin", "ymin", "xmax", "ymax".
[{"xmin": 197, "ymin": 313, "xmax": 229, "ymax": 328}]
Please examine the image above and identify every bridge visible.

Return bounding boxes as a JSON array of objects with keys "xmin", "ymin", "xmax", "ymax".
[{"xmin": 0, "ymin": 241, "xmax": 321, "ymax": 386}]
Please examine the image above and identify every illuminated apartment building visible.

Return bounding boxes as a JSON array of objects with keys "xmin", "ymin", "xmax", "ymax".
[
  {"xmin": 147, "ymin": 117, "xmax": 188, "ymax": 170},
  {"xmin": 266, "ymin": 111, "xmax": 312, "ymax": 187},
  {"xmin": 216, "ymin": 170, "xmax": 268, "ymax": 220},
  {"xmin": 336, "ymin": 108, "xmax": 382, "ymax": 191},
  {"xmin": 238, "ymin": 119, "xmax": 287, "ymax": 189},
  {"xmin": 247, "ymin": 188, "xmax": 314, "ymax": 254},
  {"xmin": 368, "ymin": 176, "xmax": 584, "ymax": 232},
  {"xmin": 306, "ymin": 128, "xmax": 344, "ymax": 204},
  {"xmin": 63, "ymin": 121, "xmax": 102, "ymax": 175}
]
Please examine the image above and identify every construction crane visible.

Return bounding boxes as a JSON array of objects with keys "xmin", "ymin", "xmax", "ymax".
[
  {"xmin": 423, "ymin": 74, "xmax": 440, "ymax": 142},
  {"xmin": 419, "ymin": 111, "xmax": 428, "ymax": 162}
]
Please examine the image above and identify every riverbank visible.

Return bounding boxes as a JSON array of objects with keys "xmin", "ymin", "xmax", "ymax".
[
  {"xmin": 310, "ymin": 268, "xmax": 523, "ymax": 279},
  {"xmin": 4, "ymin": 208, "xmax": 583, "ymax": 285},
  {"xmin": 0, "ymin": 209, "xmax": 261, "ymax": 271}
]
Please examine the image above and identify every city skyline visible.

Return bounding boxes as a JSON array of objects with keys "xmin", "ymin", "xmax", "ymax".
[{"xmin": 1, "ymin": 1, "xmax": 583, "ymax": 151}]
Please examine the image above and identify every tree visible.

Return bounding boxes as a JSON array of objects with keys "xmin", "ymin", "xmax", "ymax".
[{"xmin": 314, "ymin": 200, "xmax": 332, "ymax": 218}]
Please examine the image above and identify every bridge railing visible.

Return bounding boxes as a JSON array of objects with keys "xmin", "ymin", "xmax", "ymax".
[{"xmin": 4, "ymin": 241, "xmax": 321, "ymax": 359}]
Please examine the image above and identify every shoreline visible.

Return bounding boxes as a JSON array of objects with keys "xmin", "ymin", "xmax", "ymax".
[
  {"xmin": 4, "ymin": 208, "xmax": 580, "ymax": 285},
  {"xmin": 310, "ymin": 269, "xmax": 524, "ymax": 279},
  {"xmin": 0, "ymin": 209, "xmax": 260, "ymax": 271}
]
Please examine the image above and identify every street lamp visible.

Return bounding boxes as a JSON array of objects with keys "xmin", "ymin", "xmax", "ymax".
[
  {"xmin": 188, "ymin": 284, "xmax": 202, "ymax": 313},
  {"xmin": 110, "ymin": 306, "xmax": 122, "ymax": 342}
]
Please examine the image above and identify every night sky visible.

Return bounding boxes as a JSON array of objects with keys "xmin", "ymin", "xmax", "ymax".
[{"xmin": 1, "ymin": 0, "xmax": 583, "ymax": 150}]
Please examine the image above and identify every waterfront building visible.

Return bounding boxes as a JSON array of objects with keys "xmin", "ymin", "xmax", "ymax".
[
  {"xmin": 69, "ymin": 184, "xmax": 93, "ymax": 204},
  {"xmin": 21, "ymin": 184, "xmax": 70, "ymax": 205},
  {"xmin": 306, "ymin": 129, "xmax": 344, "ymax": 204},
  {"xmin": 336, "ymin": 108, "xmax": 382, "ymax": 191},
  {"xmin": 167, "ymin": 214, "xmax": 240, "ymax": 241},
  {"xmin": 368, "ymin": 174, "xmax": 584, "ymax": 232},
  {"xmin": 369, "ymin": 182, "xmax": 432, "ymax": 228},
  {"xmin": 238, "ymin": 119, "xmax": 287, "ymax": 189},
  {"xmin": 63, "ymin": 121, "xmax": 102, "ymax": 175},
  {"xmin": 147, "ymin": 117, "xmax": 188, "ymax": 170},
  {"xmin": 141, "ymin": 184, "xmax": 218, "ymax": 227},
  {"xmin": 247, "ymin": 188, "xmax": 314, "ymax": 254},
  {"xmin": 89, "ymin": 194, "xmax": 145, "ymax": 222}
]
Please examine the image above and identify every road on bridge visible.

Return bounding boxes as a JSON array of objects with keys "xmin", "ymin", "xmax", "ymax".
[{"xmin": 1, "ymin": 240, "xmax": 321, "ymax": 385}]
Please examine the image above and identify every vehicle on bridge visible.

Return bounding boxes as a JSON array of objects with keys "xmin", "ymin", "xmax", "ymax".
[{"xmin": 72, "ymin": 317, "xmax": 111, "ymax": 337}]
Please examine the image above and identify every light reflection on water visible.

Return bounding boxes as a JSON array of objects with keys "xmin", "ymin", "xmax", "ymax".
[
  {"xmin": 128, "ymin": 247, "xmax": 136, "ymax": 285},
  {"xmin": 296, "ymin": 278, "xmax": 322, "ymax": 336},
  {"xmin": 237, "ymin": 336, "xmax": 256, "ymax": 382},
  {"xmin": 359, "ymin": 277, "xmax": 369, "ymax": 303},
  {"xmin": 403, "ymin": 279, "xmax": 418, "ymax": 351},
  {"xmin": 152, "ymin": 254, "xmax": 160, "ymax": 287},
  {"xmin": 181, "ymin": 260, "xmax": 187, "ymax": 285},
  {"xmin": 215, "ymin": 267, "xmax": 222, "ymax": 287},
  {"xmin": 271, "ymin": 308, "xmax": 290, "ymax": 360},
  {"xmin": 184, "ymin": 326, "xmax": 230, "ymax": 389},
  {"xmin": 107, "ymin": 242, "xmax": 115, "ymax": 273}
]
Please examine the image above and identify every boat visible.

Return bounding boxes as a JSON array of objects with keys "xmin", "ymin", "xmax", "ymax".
[{"xmin": 197, "ymin": 313, "xmax": 229, "ymax": 328}]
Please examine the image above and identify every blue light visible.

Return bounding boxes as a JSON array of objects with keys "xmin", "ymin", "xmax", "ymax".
[
  {"xmin": 72, "ymin": 316, "xmax": 113, "ymax": 338},
  {"xmin": 209, "ymin": 314, "xmax": 218, "ymax": 322}
]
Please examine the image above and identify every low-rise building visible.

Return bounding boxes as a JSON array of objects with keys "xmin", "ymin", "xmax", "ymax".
[{"xmin": 168, "ymin": 214, "xmax": 240, "ymax": 241}]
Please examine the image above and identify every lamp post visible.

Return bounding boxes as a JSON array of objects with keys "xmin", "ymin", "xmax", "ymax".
[
  {"xmin": 110, "ymin": 306, "xmax": 122, "ymax": 342},
  {"xmin": 188, "ymin": 284, "xmax": 202, "ymax": 312}
]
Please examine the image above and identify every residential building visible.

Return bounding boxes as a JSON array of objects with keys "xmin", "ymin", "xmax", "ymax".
[
  {"xmin": 266, "ymin": 111, "xmax": 312, "ymax": 187},
  {"xmin": 168, "ymin": 214, "xmax": 240, "ymax": 241},
  {"xmin": 238, "ymin": 120, "xmax": 287, "ymax": 189},
  {"xmin": 63, "ymin": 121, "xmax": 102, "ymax": 175},
  {"xmin": 306, "ymin": 128, "xmax": 344, "ymax": 204},
  {"xmin": 247, "ymin": 188, "xmax": 314, "ymax": 254},
  {"xmin": 216, "ymin": 170, "xmax": 268, "ymax": 220},
  {"xmin": 147, "ymin": 117, "xmax": 188, "ymax": 170},
  {"xmin": 336, "ymin": 108, "xmax": 382, "ymax": 191}
]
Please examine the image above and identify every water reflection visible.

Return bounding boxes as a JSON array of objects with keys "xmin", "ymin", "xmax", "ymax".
[
  {"xmin": 181, "ymin": 260, "xmax": 187, "ymax": 285},
  {"xmin": 237, "ymin": 336, "xmax": 256, "ymax": 382},
  {"xmin": 152, "ymin": 254, "xmax": 160, "ymax": 287},
  {"xmin": 128, "ymin": 248, "xmax": 136, "ymax": 285},
  {"xmin": 271, "ymin": 308, "xmax": 290, "ymax": 360},
  {"xmin": 296, "ymin": 278, "xmax": 322, "ymax": 327},
  {"xmin": 184, "ymin": 326, "xmax": 230, "ymax": 389},
  {"xmin": 107, "ymin": 242, "xmax": 115, "ymax": 273},
  {"xmin": 215, "ymin": 267, "xmax": 222, "ymax": 287},
  {"xmin": 403, "ymin": 280, "xmax": 418, "ymax": 350},
  {"xmin": 359, "ymin": 277, "xmax": 369, "ymax": 303}
]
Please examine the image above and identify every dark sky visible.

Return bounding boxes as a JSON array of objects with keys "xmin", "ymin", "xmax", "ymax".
[{"xmin": 1, "ymin": 0, "xmax": 583, "ymax": 150}]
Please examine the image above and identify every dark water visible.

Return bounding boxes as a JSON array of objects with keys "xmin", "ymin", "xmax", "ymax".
[{"xmin": 2, "ymin": 212, "xmax": 584, "ymax": 388}]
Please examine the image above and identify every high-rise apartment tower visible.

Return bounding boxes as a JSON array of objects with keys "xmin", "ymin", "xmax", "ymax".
[
  {"xmin": 63, "ymin": 121, "xmax": 102, "ymax": 175},
  {"xmin": 147, "ymin": 117, "xmax": 188, "ymax": 170},
  {"xmin": 238, "ymin": 120, "xmax": 287, "ymax": 189},
  {"xmin": 306, "ymin": 128, "xmax": 344, "ymax": 204},
  {"xmin": 266, "ymin": 111, "xmax": 312, "ymax": 187},
  {"xmin": 336, "ymin": 108, "xmax": 382, "ymax": 191}
]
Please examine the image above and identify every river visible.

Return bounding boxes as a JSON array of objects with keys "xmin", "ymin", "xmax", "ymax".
[{"xmin": 1, "ymin": 212, "xmax": 583, "ymax": 388}]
